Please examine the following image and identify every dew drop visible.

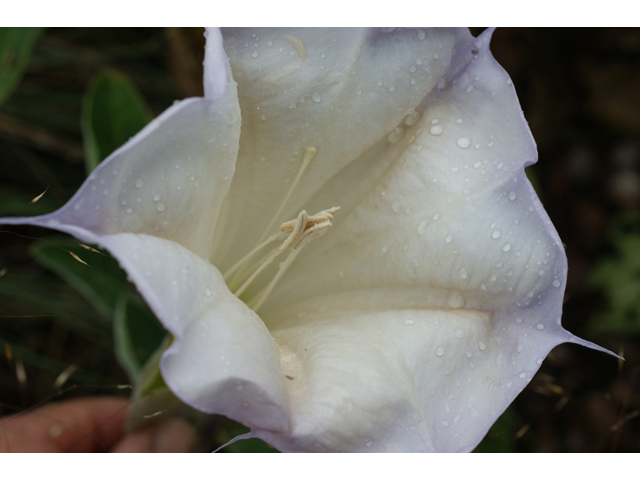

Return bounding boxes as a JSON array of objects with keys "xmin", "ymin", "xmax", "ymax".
[
  {"xmin": 445, "ymin": 235, "xmax": 453, "ymax": 243},
  {"xmin": 153, "ymin": 193, "xmax": 161, "ymax": 201},
  {"xmin": 391, "ymin": 199, "xmax": 402, "ymax": 212},
  {"xmin": 404, "ymin": 111, "xmax": 421, "ymax": 126},
  {"xmin": 125, "ymin": 208, "xmax": 133, "ymax": 214},
  {"xmin": 135, "ymin": 179, "xmax": 143, "ymax": 188},
  {"xmin": 312, "ymin": 93, "xmax": 322, "ymax": 103},
  {"xmin": 552, "ymin": 279, "xmax": 561, "ymax": 287},
  {"xmin": 454, "ymin": 327, "xmax": 465, "ymax": 339},
  {"xmin": 157, "ymin": 203, "xmax": 166, "ymax": 212},
  {"xmin": 417, "ymin": 219, "xmax": 429, "ymax": 235},
  {"xmin": 435, "ymin": 346, "xmax": 444, "ymax": 357},
  {"xmin": 381, "ymin": 245, "xmax": 389, "ymax": 253},
  {"xmin": 536, "ymin": 323, "xmax": 545, "ymax": 331},
  {"xmin": 417, "ymin": 29, "xmax": 426, "ymax": 40},
  {"xmin": 508, "ymin": 191, "xmax": 517, "ymax": 201},
  {"xmin": 473, "ymin": 161, "xmax": 482, "ymax": 169},
  {"xmin": 456, "ymin": 137, "xmax": 471, "ymax": 149},
  {"xmin": 518, "ymin": 372, "xmax": 526, "ymax": 379},
  {"xmin": 517, "ymin": 344, "xmax": 524, "ymax": 353},
  {"xmin": 251, "ymin": 51, "xmax": 258, "ymax": 58},
  {"xmin": 478, "ymin": 341, "xmax": 486, "ymax": 351},
  {"xmin": 205, "ymin": 288, "xmax": 212, "ymax": 296},
  {"xmin": 492, "ymin": 230, "xmax": 501, "ymax": 239},
  {"xmin": 430, "ymin": 125, "xmax": 443, "ymax": 136},
  {"xmin": 502, "ymin": 243, "xmax": 511, "ymax": 252},
  {"xmin": 459, "ymin": 267, "xmax": 468, "ymax": 279},
  {"xmin": 387, "ymin": 127, "xmax": 405, "ymax": 144},
  {"xmin": 515, "ymin": 317, "xmax": 523, "ymax": 324},
  {"xmin": 404, "ymin": 319, "xmax": 415, "ymax": 326}
]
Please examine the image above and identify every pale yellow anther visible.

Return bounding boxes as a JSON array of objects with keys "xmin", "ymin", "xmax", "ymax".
[{"xmin": 279, "ymin": 207, "xmax": 340, "ymax": 250}]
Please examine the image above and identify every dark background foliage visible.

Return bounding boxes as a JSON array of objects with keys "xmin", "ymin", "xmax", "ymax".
[{"xmin": 0, "ymin": 28, "xmax": 638, "ymax": 452}]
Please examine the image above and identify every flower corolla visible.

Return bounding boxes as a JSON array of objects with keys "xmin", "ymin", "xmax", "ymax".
[{"xmin": 0, "ymin": 27, "xmax": 611, "ymax": 452}]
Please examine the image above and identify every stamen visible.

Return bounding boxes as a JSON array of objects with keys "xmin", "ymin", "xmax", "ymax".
[
  {"xmin": 257, "ymin": 146, "xmax": 318, "ymax": 245},
  {"xmin": 223, "ymin": 232, "xmax": 282, "ymax": 281},
  {"xmin": 243, "ymin": 207, "xmax": 340, "ymax": 311}
]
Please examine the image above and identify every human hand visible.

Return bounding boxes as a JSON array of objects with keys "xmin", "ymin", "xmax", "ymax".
[{"xmin": 0, "ymin": 396, "xmax": 196, "ymax": 452}]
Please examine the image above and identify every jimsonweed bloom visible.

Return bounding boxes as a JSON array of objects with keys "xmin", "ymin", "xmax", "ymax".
[{"xmin": 0, "ymin": 27, "xmax": 612, "ymax": 452}]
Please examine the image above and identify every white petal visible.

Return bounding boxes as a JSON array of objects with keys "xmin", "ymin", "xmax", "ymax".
[
  {"xmin": 213, "ymin": 28, "xmax": 459, "ymax": 272},
  {"xmin": 242, "ymin": 29, "xmax": 593, "ymax": 451},
  {"xmin": 1, "ymin": 78, "xmax": 241, "ymax": 259},
  {"xmin": 255, "ymin": 307, "xmax": 564, "ymax": 452},
  {"xmin": 267, "ymin": 29, "xmax": 560, "ymax": 324},
  {"xmin": 203, "ymin": 28, "xmax": 229, "ymax": 101},
  {"xmin": 99, "ymin": 233, "xmax": 290, "ymax": 432}
]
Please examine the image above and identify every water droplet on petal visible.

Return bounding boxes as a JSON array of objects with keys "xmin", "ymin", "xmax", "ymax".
[
  {"xmin": 456, "ymin": 137, "xmax": 471, "ymax": 149},
  {"xmin": 387, "ymin": 127, "xmax": 405, "ymax": 144},
  {"xmin": 404, "ymin": 319, "xmax": 415, "ymax": 326},
  {"xmin": 157, "ymin": 204, "xmax": 166, "ymax": 212},
  {"xmin": 536, "ymin": 323, "xmax": 545, "ymax": 331},
  {"xmin": 435, "ymin": 346, "xmax": 444, "ymax": 357},
  {"xmin": 478, "ymin": 341, "xmax": 486, "ymax": 351},
  {"xmin": 312, "ymin": 93, "xmax": 322, "ymax": 103},
  {"xmin": 502, "ymin": 243, "xmax": 511, "ymax": 252},
  {"xmin": 153, "ymin": 193, "xmax": 161, "ymax": 201},
  {"xmin": 492, "ymin": 230, "xmax": 501, "ymax": 239},
  {"xmin": 430, "ymin": 125, "xmax": 443, "ymax": 136},
  {"xmin": 552, "ymin": 279, "xmax": 561, "ymax": 287},
  {"xmin": 445, "ymin": 235, "xmax": 453, "ymax": 243},
  {"xmin": 135, "ymin": 179, "xmax": 143, "ymax": 188},
  {"xmin": 459, "ymin": 267, "xmax": 468, "ymax": 279}
]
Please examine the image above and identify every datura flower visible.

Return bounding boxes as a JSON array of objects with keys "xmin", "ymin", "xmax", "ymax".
[{"xmin": 0, "ymin": 27, "xmax": 612, "ymax": 452}]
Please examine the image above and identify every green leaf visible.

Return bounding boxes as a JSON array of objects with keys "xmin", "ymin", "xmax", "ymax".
[
  {"xmin": 29, "ymin": 235, "xmax": 128, "ymax": 322},
  {"xmin": 114, "ymin": 294, "xmax": 167, "ymax": 383},
  {"xmin": 81, "ymin": 69, "xmax": 153, "ymax": 173},
  {"xmin": 0, "ymin": 28, "xmax": 43, "ymax": 106},
  {"xmin": 525, "ymin": 166, "xmax": 543, "ymax": 201}
]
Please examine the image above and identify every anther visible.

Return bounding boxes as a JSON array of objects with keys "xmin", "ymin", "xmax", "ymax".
[{"xmin": 234, "ymin": 207, "xmax": 340, "ymax": 311}]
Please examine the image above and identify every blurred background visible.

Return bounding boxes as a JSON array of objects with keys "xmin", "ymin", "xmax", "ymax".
[{"xmin": 0, "ymin": 28, "xmax": 638, "ymax": 452}]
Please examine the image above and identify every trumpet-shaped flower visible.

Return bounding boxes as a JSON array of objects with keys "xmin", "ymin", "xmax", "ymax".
[{"xmin": 0, "ymin": 28, "xmax": 612, "ymax": 452}]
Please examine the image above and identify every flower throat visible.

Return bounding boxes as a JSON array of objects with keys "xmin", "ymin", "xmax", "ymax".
[{"xmin": 222, "ymin": 146, "xmax": 339, "ymax": 312}]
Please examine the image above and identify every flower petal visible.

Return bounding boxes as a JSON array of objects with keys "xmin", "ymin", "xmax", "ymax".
[
  {"xmin": 266, "ymin": 29, "xmax": 560, "ymax": 324},
  {"xmin": 99, "ymin": 233, "xmax": 290, "ymax": 432},
  {"xmin": 212, "ymin": 28, "xmax": 459, "ymax": 271},
  {"xmin": 203, "ymin": 28, "xmax": 229, "ymax": 101},
  {"xmin": 255, "ymin": 306, "xmax": 564, "ymax": 452},
  {"xmin": 1, "ymin": 75, "xmax": 241, "ymax": 259}
]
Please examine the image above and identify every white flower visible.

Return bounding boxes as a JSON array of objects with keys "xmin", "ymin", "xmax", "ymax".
[{"xmin": 0, "ymin": 28, "xmax": 612, "ymax": 452}]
